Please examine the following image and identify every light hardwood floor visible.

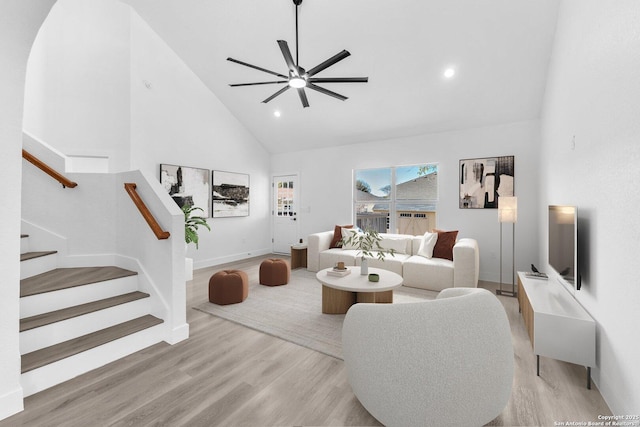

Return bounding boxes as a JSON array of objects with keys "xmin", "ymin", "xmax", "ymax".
[{"xmin": 2, "ymin": 255, "xmax": 611, "ymax": 426}]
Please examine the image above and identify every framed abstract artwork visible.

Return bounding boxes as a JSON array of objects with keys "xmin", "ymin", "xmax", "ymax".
[
  {"xmin": 160, "ymin": 164, "xmax": 211, "ymax": 216},
  {"xmin": 459, "ymin": 156, "xmax": 514, "ymax": 209},
  {"xmin": 212, "ymin": 170, "xmax": 250, "ymax": 217}
]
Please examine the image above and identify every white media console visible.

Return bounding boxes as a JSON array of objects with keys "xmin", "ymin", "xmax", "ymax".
[{"xmin": 517, "ymin": 272, "xmax": 596, "ymax": 388}]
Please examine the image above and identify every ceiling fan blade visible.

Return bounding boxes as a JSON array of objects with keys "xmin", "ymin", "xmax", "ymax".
[
  {"xmin": 230, "ymin": 81, "xmax": 288, "ymax": 87},
  {"xmin": 262, "ymin": 85, "xmax": 291, "ymax": 104},
  {"xmin": 308, "ymin": 77, "xmax": 368, "ymax": 83},
  {"xmin": 297, "ymin": 88, "xmax": 310, "ymax": 108},
  {"xmin": 277, "ymin": 40, "xmax": 298, "ymax": 75},
  {"xmin": 306, "ymin": 50, "xmax": 351, "ymax": 77},
  {"xmin": 227, "ymin": 57, "xmax": 288, "ymax": 79},
  {"xmin": 306, "ymin": 83, "xmax": 347, "ymax": 101}
]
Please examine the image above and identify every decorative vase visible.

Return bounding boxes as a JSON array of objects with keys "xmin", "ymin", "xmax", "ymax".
[{"xmin": 360, "ymin": 258, "xmax": 368, "ymax": 275}]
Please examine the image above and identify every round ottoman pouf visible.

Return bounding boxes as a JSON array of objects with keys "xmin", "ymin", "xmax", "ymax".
[
  {"xmin": 259, "ymin": 259, "xmax": 290, "ymax": 286},
  {"xmin": 209, "ymin": 270, "xmax": 249, "ymax": 305}
]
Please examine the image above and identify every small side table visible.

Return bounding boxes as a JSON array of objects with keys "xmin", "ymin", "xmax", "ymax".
[{"xmin": 290, "ymin": 244, "xmax": 308, "ymax": 269}]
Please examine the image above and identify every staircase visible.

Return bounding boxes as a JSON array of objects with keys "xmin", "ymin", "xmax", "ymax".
[{"xmin": 19, "ymin": 233, "xmax": 165, "ymax": 396}]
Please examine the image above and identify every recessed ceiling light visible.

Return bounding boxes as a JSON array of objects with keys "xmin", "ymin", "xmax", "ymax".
[
  {"xmin": 444, "ymin": 68, "xmax": 456, "ymax": 79},
  {"xmin": 274, "ymin": 110, "xmax": 281, "ymax": 118}
]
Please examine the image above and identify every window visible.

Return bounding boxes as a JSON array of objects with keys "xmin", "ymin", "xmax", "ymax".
[
  {"xmin": 353, "ymin": 164, "xmax": 438, "ymax": 235},
  {"xmin": 276, "ymin": 180, "xmax": 294, "ymax": 216},
  {"xmin": 354, "ymin": 168, "xmax": 390, "ymax": 233}
]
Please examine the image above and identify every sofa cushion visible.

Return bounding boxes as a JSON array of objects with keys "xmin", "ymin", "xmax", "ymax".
[
  {"xmin": 341, "ymin": 228, "xmax": 363, "ymax": 250},
  {"xmin": 358, "ymin": 252, "xmax": 410, "ymax": 276},
  {"xmin": 417, "ymin": 232, "xmax": 437, "ymax": 258},
  {"xmin": 403, "ymin": 255, "xmax": 454, "ymax": 291},
  {"xmin": 330, "ymin": 224, "xmax": 353, "ymax": 248},
  {"xmin": 433, "ymin": 229, "xmax": 459, "ymax": 261},
  {"xmin": 379, "ymin": 236, "xmax": 411, "ymax": 254},
  {"xmin": 411, "ymin": 236, "xmax": 423, "ymax": 255},
  {"xmin": 319, "ymin": 249, "xmax": 360, "ymax": 270}
]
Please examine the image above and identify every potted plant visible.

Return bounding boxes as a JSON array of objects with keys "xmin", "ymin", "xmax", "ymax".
[
  {"xmin": 182, "ymin": 205, "xmax": 211, "ymax": 249},
  {"xmin": 341, "ymin": 227, "xmax": 395, "ymax": 275}
]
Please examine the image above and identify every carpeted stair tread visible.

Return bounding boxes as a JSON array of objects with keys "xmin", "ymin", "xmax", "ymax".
[
  {"xmin": 20, "ymin": 266, "xmax": 138, "ymax": 297},
  {"xmin": 20, "ymin": 291, "xmax": 150, "ymax": 332},
  {"xmin": 20, "ymin": 251, "xmax": 57, "ymax": 262},
  {"xmin": 21, "ymin": 315, "xmax": 163, "ymax": 373}
]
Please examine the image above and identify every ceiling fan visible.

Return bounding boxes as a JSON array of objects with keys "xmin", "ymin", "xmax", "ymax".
[{"xmin": 227, "ymin": 0, "xmax": 368, "ymax": 108}]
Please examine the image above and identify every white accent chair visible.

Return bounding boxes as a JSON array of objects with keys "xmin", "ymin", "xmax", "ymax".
[{"xmin": 342, "ymin": 288, "xmax": 513, "ymax": 427}]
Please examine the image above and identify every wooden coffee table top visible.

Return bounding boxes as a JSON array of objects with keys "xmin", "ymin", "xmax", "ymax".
[{"xmin": 316, "ymin": 267, "xmax": 403, "ymax": 293}]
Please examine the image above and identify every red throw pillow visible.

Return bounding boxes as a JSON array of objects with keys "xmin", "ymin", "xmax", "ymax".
[
  {"xmin": 432, "ymin": 229, "xmax": 458, "ymax": 261},
  {"xmin": 330, "ymin": 225, "xmax": 353, "ymax": 248}
]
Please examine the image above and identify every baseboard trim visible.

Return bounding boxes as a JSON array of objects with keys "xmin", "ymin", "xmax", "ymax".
[
  {"xmin": 193, "ymin": 248, "xmax": 272, "ymax": 270},
  {"xmin": 165, "ymin": 322, "xmax": 189, "ymax": 345},
  {"xmin": 0, "ymin": 386, "xmax": 24, "ymax": 421}
]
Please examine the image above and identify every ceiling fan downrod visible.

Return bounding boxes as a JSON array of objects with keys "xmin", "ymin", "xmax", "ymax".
[{"xmin": 294, "ymin": 0, "xmax": 302, "ymax": 66}]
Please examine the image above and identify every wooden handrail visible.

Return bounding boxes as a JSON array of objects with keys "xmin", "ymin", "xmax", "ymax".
[
  {"xmin": 124, "ymin": 183, "xmax": 170, "ymax": 240},
  {"xmin": 22, "ymin": 149, "xmax": 78, "ymax": 188}
]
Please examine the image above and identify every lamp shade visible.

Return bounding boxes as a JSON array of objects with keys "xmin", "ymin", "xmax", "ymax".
[{"xmin": 498, "ymin": 196, "xmax": 518, "ymax": 223}]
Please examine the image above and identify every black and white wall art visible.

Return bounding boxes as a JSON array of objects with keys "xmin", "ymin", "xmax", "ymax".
[
  {"xmin": 212, "ymin": 170, "xmax": 250, "ymax": 217},
  {"xmin": 160, "ymin": 164, "xmax": 211, "ymax": 216},
  {"xmin": 459, "ymin": 156, "xmax": 514, "ymax": 209}
]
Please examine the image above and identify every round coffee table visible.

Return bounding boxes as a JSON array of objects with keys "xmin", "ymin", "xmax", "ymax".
[{"xmin": 316, "ymin": 267, "xmax": 403, "ymax": 314}]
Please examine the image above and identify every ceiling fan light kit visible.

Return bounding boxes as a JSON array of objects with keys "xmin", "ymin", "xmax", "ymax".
[
  {"xmin": 289, "ymin": 76, "xmax": 306, "ymax": 89},
  {"xmin": 227, "ymin": 0, "xmax": 368, "ymax": 108}
]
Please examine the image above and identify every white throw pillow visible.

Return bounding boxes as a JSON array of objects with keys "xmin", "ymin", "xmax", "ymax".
[
  {"xmin": 341, "ymin": 228, "xmax": 362, "ymax": 250},
  {"xmin": 417, "ymin": 232, "xmax": 437, "ymax": 258}
]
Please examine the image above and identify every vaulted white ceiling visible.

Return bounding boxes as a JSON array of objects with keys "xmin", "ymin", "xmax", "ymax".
[{"xmin": 123, "ymin": 0, "xmax": 560, "ymax": 154}]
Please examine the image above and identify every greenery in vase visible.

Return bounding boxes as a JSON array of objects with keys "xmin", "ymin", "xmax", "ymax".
[
  {"xmin": 182, "ymin": 205, "xmax": 211, "ymax": 249},
  {"xmin": 340, "ymin": 228, "xmax": 395, "ymax": 261}
]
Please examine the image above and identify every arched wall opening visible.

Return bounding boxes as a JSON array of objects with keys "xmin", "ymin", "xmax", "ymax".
[{"xmin": 0, "ymin": 1, "xmax": 58, "ymax": 420}]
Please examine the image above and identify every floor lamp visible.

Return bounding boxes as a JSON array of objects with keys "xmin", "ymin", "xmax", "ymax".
[{"xmin": 497, "ymin": 196, "xmax": 517, "ymax": 297}]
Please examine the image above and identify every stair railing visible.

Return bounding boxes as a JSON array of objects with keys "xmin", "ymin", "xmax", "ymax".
[
  {"xmin": 124, "ymin": 183, "xmax": 170, "ymax": 240},
  {"xmin": 22, "ymin": 149, "xmax": 78, "ymax": 188}
]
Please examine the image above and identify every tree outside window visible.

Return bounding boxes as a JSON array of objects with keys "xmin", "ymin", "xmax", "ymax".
[{"xmin": 354, "ymin": 164, "xmax": 438, "ymax": 235}]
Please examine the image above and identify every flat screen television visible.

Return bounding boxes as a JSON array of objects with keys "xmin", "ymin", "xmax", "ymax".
[{"xmin": 548, "ymin": 205, "xmax": 581, "ymax": 290}]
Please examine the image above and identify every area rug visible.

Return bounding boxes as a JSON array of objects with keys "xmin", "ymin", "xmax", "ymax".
[{"xmin": 193, "ymin": 269, "xmax": 437, "ymax": 360}]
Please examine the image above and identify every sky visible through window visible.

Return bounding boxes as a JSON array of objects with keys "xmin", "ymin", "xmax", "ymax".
[
  {"xmin": 356, "ymin": 168, "xmax": 390, "ymax": 197},
  {"xmin": 356, "ymin": 165, "xmax": 437, "ymax": 197}
]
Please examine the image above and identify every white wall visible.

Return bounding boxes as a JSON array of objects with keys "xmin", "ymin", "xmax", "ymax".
[
  {"xmin": 21, "ymin": 2, "xmax": 272, "ymax": 269},
  {"xmin": 0, "ymin": 0, "xmax": 56, "ymax": 420},
  {"xmin": 129, "ymin": 12, "xmax": 272, "ymax": 268},
  {"xmin": 23, "ymin": 0, "xmax": 131, "ymax": 172},
  {"xmin": 115, "ymin": 170, "xmax": 187, "ymax": 343},
  {"xmin": 539, "ymin": 0, "xmax": 640, "ymax": 413},
  {"xmin": 271, "ymin": 120, "xmax": 541, "ymax": 283}
]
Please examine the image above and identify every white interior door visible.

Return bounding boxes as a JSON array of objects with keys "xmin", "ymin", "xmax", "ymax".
[{"xmin": 272, "ymin": 174, "xmax": 299, "ymax": 254}]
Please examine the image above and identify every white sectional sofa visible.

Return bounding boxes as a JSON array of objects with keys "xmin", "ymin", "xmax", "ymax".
[{"xmin": 307, "ymin": 229, "xmax": 479, "ymax": 291}]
